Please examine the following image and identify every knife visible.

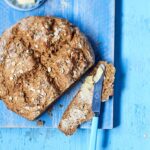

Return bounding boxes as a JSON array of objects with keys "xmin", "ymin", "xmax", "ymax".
[{"xmin": 89, "ymin": 64, "xmax": 105, "ymax": 150}]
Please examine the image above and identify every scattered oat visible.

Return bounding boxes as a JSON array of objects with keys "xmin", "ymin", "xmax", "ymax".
[
  {"xmin": 9, "ymin": 96, "xmax": 13, "ymax": 101},
  {"xmin": 19, "ymin": 92, "xmax": 24, "ymax": 96},
  {"xmin": 10, "ymin": 77, "xmax": 13, "ymax": 80},
  {"xmin": 60, "ymin": 68, "xmax": 65, "ymax": 74},
  {"xmin": 24, "ymin": 106, "xmax": 30, "ymax": 110},
  {"xmin": 47, "ymin": 106, "xmax": 53, "ymax": 118},
  {"xmin": 19, "ymin": 70, "xmax": 23, "ymax": 74},
  {"xmin": 35, "ymin": 44, "xmax": 38, "ymax": 48},
  {"xmin": 37, "ymin": 90, "xmax": 41, "ymax": 93},
  {"xmin": 78, "ymin": 43, "xmax": 82, "ymax": 48},
  {"xmin": 37, "ymin": 120, "xmax": 45, "ymax": 126},
  {"xmin": 12, "ymin": 62, "xmax": 16, "ymax": 66},
  {"xmin": 44, "ymin": 24, "xmax": 49, "ymax": 29},
  {"xmin": 48, "ymin": 67, "xmax": 52, "ymax": 73},
  {"xmin": 65, "ymin": 59, "xmax": 70, "ymax": 64}
]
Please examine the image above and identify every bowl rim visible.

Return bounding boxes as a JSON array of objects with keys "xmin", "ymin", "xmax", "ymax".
[{"xmin": 4, "ymin": 0, "xmax": 46, "ymax": 11}]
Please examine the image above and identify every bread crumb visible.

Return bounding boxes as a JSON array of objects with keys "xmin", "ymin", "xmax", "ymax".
[
  {"xmin": 37, "ymin": 120, "xmax": 45, "ymax": 126},
  {"xmin": 47, "ymin": 106, "xmax": 53, "ymax": 118},
  {"xmin": 59, "ymin": 104, "xmax": 63, "ymax": 108},
  {"xmin": 48, "ymin": 112, "xmax": 53, "ymax": 117}
]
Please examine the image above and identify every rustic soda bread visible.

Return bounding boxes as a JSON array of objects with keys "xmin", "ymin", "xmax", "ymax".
[
  {"xmin": 58, "ymin": 61, "xmax": 115, "ymax": 135},
  {"xmin": 0, "ymin": 16, "xmax": 95, "ymax": 120}
]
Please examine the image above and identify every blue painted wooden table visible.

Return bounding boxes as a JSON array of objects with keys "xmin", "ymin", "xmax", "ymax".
[
  {"xmin": 0, "ymin": 0, "xmax": 115, "ymax": 129},
  {"xmin": 0, "ymin": 0, "xmax": 150, "ymax": 149}
]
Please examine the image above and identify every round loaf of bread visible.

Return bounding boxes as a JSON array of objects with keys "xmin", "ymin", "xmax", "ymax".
[{"xmin": 0, "ymin": 16, "xmax": 95, "ymax": 120}]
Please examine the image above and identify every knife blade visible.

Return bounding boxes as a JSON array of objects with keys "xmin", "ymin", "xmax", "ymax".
[{"xmin": 92, "ymin": 64, "xmax": 105, "ymax": 116}]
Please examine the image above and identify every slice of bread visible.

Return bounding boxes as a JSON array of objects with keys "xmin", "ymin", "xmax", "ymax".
[{"xmin": 58, "ymin": 61, "xmax": 115, "ymax": 135}]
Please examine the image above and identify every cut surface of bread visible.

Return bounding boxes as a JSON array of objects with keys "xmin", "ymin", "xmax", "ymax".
[
  {"xmin": 58, "ymin": 61, "xmax": 115, "ymax": 135},
  {"xmin": 99, "ymin": 61, "xmax": 115, "ymax": 101},
  {"xmin": 0, "ymin": 16, "xmax": 95, "ymax": 120}
]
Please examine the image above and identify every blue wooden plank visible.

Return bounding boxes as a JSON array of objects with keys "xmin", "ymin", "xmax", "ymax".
[{"xmin": 0, "ymin": 0, "xmax": 114, "ymax": 129}]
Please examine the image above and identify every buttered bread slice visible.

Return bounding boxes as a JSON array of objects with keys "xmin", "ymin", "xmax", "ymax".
[{"xmin": 58, "ymin": 61, "xmax": 115, "ymax": 135}]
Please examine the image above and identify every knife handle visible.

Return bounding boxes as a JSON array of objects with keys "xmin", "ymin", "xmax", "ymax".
[{"xmin": 89, "ymin": 116, "xmax": 99, "ymax": 150}]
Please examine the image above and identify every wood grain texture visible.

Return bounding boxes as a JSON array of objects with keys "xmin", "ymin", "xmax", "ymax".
[{"xmin": 0, "ymin": 0, "xmax": 115, "ymax": 129}]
